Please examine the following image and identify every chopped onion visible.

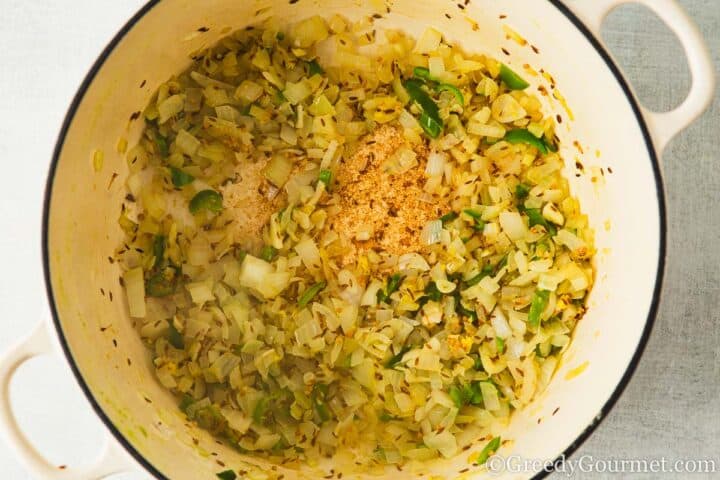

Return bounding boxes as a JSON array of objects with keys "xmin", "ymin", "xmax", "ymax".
[
  {"xmin": 490, "ymin": 308, "xmax": 512, "ymax": 338},
  {"xmin": 215, "ymin": 105, "xmax": 240, "ymax": 123},
  {"xmin": 467, "ymin": 122, "xmax": 505, "ymax": 138},
  {"xmin": 425, "ymin": 151, "xmax": 447, "ymax": 177},
  {"xmin": 175, "ymin": 129, "xmax": 200, "ymax": 156},
  {"xmin": 294, "ymin": 236, "xmax": 322, "ymax": 272},
  {"xmin": 420, "ymin": 219, "xmax": 443, "ymax": 245},
  {"xmin": 537, "ymin": 272, "xmax": 562, "ymax": 291},
  {"xmin": 239, "ymin": 255, "xmax": 289, "ymax": 299},
  {"xmin": 187, "ymin": 237, "xmax": 211, "ymax": 266},
  {"xmin": 479, "ymin": 382, "xmax": 500, "ymax": 411},
  {"xmin": 478, "ymin": 275, "xmax": 500, "ymax": 295},
  {"xmin": 309, "ymin": 94, "xmax": 336, "ymax": 117},
  {"xmin": 158, "ymin": 94, "xmax": 185, "ymax": 124},
  {"xmin": 556, "ymin": 229, "xmax": 587, "ymax": 251},
  {"xmin": 123, "ymin": 267, "xmax": 146, "ymax": 318},
  {"xmin": 423, "ymin": 430, "xmax": 457, "ymax": 458},
  {"xmin": 491, "ymin": 94, "xmax": 528, "ymax": 123},
  {"xmin": 470, "ymin": 107, "xmax": 491, "ymax": 124},
  {"xmin": 234, "ymin": 80, "xmax": 264, "ymax": 102},
  {"xmin": 428, "ymin": 56, "xmax": 445, "ymax": 79},
  {"xmin": 519, "ymin": 356, "xmax": 538, "ymax": 404},
  {"xmin": 414, "ymin": 27, "xmax": 442, "ymax": 54},
  {"xmin": 499, "ymin": 211, "xmax": 528, "ymax": 241},
  {"xmin": 190, "ymin": 71, "xmax": 234, "ymax": 90},
  {"xmin": 279, "ymin": 123, "xmax": 298, "ymax": 146},
  {"xmin": 283, "ymin": 80, "xmax": 313, "ymax": 105},
  {"xmin": 185, "ymin": 278, "xmax": 215, "ymax": 305},
  {"xmin": 398, "ymin": 253, "xmax": 431, "ymax": 272},
  {"xmin": 290, "ymin": 15, "xmax": 329, "ymax": 48},
  {"xmin": 264, "ymin": 154, "xmax": 293, "ymax": 187},
  {"xmin": 320, "ymin": 139, "xmax": 339, "ymax": 169},
  {"xmin": 352, "ymin": 359, "xmax": 376, "ymax": 390},
  {"xmin": 361, "ymin": 280, "xmax": 383, "ymax": 306},
  {"xmin": 435, "ymin": 279, "xmax": 456, "ymax": 294}
]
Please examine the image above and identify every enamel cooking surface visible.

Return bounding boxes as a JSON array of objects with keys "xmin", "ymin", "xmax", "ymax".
[{"xmin": 43, "ymin": 0, "xmax": 665, "ymax": 478}]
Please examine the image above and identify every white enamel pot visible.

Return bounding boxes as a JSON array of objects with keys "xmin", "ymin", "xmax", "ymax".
[{"xmin": 0, "ymin": 0, "xmax": 714, "ymax": 479}]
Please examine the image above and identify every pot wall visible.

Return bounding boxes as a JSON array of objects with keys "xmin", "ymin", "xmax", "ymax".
[{"xmin": 45, "ymin": 0, "xmax": 662, "ymax": 478}]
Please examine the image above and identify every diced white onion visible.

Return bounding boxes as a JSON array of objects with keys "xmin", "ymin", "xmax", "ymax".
[
  {"xmin": 425, "ymin": 151, "xmax": 447, "ymax": 177},
  {"xmin": 420, "ymin": 219, "xmax": 443, "ymax": 245},
  {"xmin": 499, "ymin": 212, "xmax": 528, "ymax": 241},
  {"xmin": 124, "ymin": 267, "xmax": 146, "ymax": 318}
]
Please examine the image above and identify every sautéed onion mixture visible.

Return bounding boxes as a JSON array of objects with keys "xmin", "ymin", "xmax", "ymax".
[{"xmin": 117, "ymin": 15, "xmax": 594, "ymax": 468}]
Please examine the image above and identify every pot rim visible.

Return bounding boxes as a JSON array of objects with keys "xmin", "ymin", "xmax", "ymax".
[{"xmin": 41, "ymin": 1, "xmax": 667, "ymax": 478}]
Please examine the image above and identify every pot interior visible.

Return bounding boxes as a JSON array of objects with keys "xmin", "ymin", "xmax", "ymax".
[{"xmin": 45, "ymin": 0, "xmax": 662, "ymax": 478}]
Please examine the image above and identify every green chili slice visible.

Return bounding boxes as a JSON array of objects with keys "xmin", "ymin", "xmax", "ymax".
[
  {"xmin": 419, "ymin": 112, "xmax": 443, "ymax": 138},
  {"xmin": 216, "ymin": 471, "xmax": 237, "ymax": 480},
  {"xmin": 311, "ymin": 384, "xmax": 331, "ymax": 422},
  {"xmin": 463, "ymin": 209, "xmax": 482, "ymax": 219},
  {"xmin": 413, "ymin": 66, "xmax": 432, "ymax": 79},
  {"xmin": 525, "ymin": 208, "xmax": 557, "ymax": 236},
  {"xmin": 260, "ymin": 245, "xmax": 278, "ymax": 262},
  {"xmin": 413, "ymin": 66, "xmax": 465, "ymax": 105},
  {"xmin": 499, "ymin": 63, "xmax": 529, "ymax": 90},
  {"xmin": 189, "ymin": 190, "xmax": 223, "ymax": 214},
  {"xmin": 315, "ymin": 402, "xmax": 331, "ymax": 422},
  {"xmin": 307, "ymin": 59, "xmax": 324, "ymax": 76},
  {"xmin": 515, "ymin": 183, "xmax": 531, "ymax": 200},
  {"xmin": 450, "ymin": 382, "xmax": 482, "ymax": 408},
  {"xmin": 179, "ymin": 394, "xmax": 194, "ymax": 413},
  {"xmin": 449, "ymin": 385, "xmax": 464, "ymax": 408},
  {"xmin": 170, "ymin": 166, "xmax": 195, "ymax": 187},
  {"xmin": 455, "ymin": 298, "xmax": 478, "ymax": 323},
  {"xmin": 494, "ymin": 254, "xmax": 509, "ymax": 274},
  {"xmin": 465, "ymin": 264, "xmax": 494, "ymax": 287},
  {"xmin": 252, "ymin": 397, "xmax": 269, "ymax": 423},
  {"xmin": 155, "ymin": 134, "xmax": 169, "ymax": 157},
  {"xmin": 403, "ymin": 78, "xmax": 444, "ymax": 138},
  {"xmin": 385, "ymin": 345, "xmax": 412, "ymax": 369},
  {"xmin": 318, "ymin": 169, "xmax": 332, "ymax": 187},
  {"xmin": 544, "ymin": 135, "xmax": 559, "ymax": 152},
  {"xmin": 536, "ymin": 342, "xmax": 551, "ymax": 358},
  {"xmin": 496, "ymin": 337, "xmax": 505, "ymax": 354},
  {"xmin": 298, "ymin": 281, "xmax": 326, "ymax": 308},
  {"xmin": 504, "ymin": 129, "xmax": 548, "ymax": 154},
  {"xmin": 379, "ymin": 412, "xmax": 397, "ymax": 422},
  {"xmin": 424, "ymin": 281, "xmax": 443, "ymax": 302},
  {"xmin": 440, "ymin": 211, "xmax": 459, "ymax": 224},
  {"xmin": 146, "ymin": 265, "xmax": 180, "ymax": 297},
  {"xmin": 463, "ymin": 209, "xmax": 485, "ymax": 231},
  {"xmin": 465, "ymin": 382, "xmax": 483, "ymax": 405},
  {"xmin": 152, "ymin": 235, "xmax": 166, "ymax": 268},
  {"xmin": 471, "ymin": 355, "xmax": 483, "ymax": 372},
  {"xmin": 386, "ymin": 273, "xmax": 404, "ymax": 297},
  {"xmin": 476, "ymin": 436, "xmax": 502, "ymax": 465},
  {"xmin": 167, "ymin": 321, "xmax": 185, "ymax": 349},
  {"xmin": 436, "ymin": 83, "xmax": 465, "ymax": 106},
  {"xmin": 528, "ymin": 289, "xmax": 550, "ymax": 328},
  {"xmin": 416, "ymin": 281, "xmax": 443, "ymax": 309},
  {"xmin": 377, "ymin": 273, "xmax": 404, "ymax": 304}
]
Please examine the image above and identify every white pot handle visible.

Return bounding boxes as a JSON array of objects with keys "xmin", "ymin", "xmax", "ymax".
[
  {"xmin": 0, "ymin": 323, "xmax": 132, "ymax": 479},
  {"xmin": 569, "ymin": 0, "xmax": 715, "ymax": 152}
]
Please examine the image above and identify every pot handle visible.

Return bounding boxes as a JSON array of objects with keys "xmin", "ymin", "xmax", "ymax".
[
  {"xmin": 0, "ymin": 323, "xmax": 132, "ymax": 479},
  {"xmin": 569, "ymin": 0, "xmax": 715, "ymax": 152}
]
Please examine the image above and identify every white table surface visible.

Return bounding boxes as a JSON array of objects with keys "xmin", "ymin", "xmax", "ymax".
[{"xmin": 0, "ymin": 1, "xmax": 717, "ymax": 479}]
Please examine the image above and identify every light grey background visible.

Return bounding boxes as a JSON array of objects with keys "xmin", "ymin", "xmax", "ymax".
[{"xmin": 0, "ymin": 1, "xmax": 717, "ymax": 479}]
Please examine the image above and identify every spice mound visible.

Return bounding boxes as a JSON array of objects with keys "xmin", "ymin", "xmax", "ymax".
[{"xmin": 329, "ymin": 125, "xmax": 449, "ymax": 265}]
